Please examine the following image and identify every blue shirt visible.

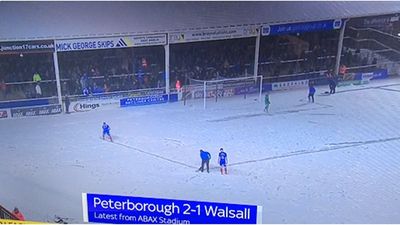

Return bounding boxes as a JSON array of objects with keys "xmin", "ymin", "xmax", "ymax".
[
  {"xmin": 200, "ymin": 150, "xmax": 211, "ymax": 160},
  {"xmin": 93, "ymin": 86, "xmax": 104, "ymax": 94},
  {"xmin": 219, "ymin": 152, "xmax": 227, "ymax": 163},
  {"xmin": 83, "ymin": 88, "xmax": 90, "ymax": 96},
  {"xmin": 102, "ymin": 124, "xmax": 110, "ymax": 133},
  {"xmin": 309, "ymin": 86, "xmax": 316, "ymax": 94}
]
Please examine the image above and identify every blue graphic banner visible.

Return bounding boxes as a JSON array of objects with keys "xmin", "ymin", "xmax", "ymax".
[
  {"xmin": 0, "ymin": 98, "xmax": 53, "ymax": 109},
  {"xmin": 120, "ymin": 94, "xmax": 169, "ymax": 107},
  {"xmin": 234, "ymin": 85, "xmax": 261, "ymax": 95},
  {"xmin": 262, "ymin": 83, "xmax": 273, "ymax": 92},
  {"xmin": 354, "ymin": 68, "xmax": 388, "ymax": 81},
  {"xmin": 262, "ymin": 19, "xmax": 343, "ymax": 36},
  {"xmin": 82, "ymin": 193, "xmax": 262, "ymax": 224},
  {"xmin": 168, "ymin": 93, "xmax": 178, "ymax": 102}
]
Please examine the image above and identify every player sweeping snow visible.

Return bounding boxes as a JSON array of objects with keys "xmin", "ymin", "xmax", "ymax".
[
  {"xmin": 102, "ymin": 122, "xmax": 113, "ymax": 142},
  {"xmin": 198, "ymin": 149, "xmax": 211, "ymax": 173}
]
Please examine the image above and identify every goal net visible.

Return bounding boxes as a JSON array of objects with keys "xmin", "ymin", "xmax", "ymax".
[{"xmin": 183, "ymin": 76, "xmax": 263, "ymax": 109}]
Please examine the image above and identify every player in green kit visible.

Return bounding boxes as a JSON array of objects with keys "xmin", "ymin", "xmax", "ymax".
[{"xmin": 264, "ymin": 93, "xmax": 271, "ymax": 113}]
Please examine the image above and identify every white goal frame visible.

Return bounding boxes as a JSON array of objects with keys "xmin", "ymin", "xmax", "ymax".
[{"xmin": 192, "ymin": 75, "xmax": 264, "ymax": 109}]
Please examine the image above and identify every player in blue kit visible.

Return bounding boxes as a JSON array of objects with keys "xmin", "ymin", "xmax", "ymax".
[
  {"xmin": 218, "ymin": 148, "xmax": 228, "ymax": 175},
  {"xmin": 102, "ymin": 122, "xmax": 113, "ymax": 142}
]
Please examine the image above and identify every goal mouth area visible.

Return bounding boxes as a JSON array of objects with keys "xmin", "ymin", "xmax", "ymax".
[{"xmin": 183, "ymin": 76, "xmax": 264, "ymax": 109}]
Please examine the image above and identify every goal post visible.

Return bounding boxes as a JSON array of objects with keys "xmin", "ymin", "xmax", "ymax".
[{"xmin": 185, "ymin": 75, "xmax": 264, "ymax": 109}]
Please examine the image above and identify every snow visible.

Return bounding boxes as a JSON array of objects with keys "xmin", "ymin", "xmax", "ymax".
[{"xmin": 1, "ymin": 78, "xmax": 400, "ymax": 223}]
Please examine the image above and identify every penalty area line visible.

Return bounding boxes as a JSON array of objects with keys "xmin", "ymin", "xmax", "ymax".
[{"xmin": 103, "ymin": 140, "xmax": 197, "ymax": 169}]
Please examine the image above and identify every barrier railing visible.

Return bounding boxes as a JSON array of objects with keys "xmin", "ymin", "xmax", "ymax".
[
  {"xmin": 0, "ymin": 80, "xmax": 58, "ymax": 102},
  {"xmin": 0, "ymin": 96, "xmax": 58, "ymax": 109},
  {"xmin": 260, "ymin": 60, "xmax": 399, "ymax": 84},
  {"xmin": 347, "ymin": 26, "xmax": 400, "ymax": 52}
]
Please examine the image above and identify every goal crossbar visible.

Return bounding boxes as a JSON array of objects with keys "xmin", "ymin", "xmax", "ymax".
[
  {"xmin": 195, "ymin": 75, "xmax": 264, "ymax": 109},
  {"xmin": 191, "ymin": 76, "xmax": 263, "ymax": 84}
]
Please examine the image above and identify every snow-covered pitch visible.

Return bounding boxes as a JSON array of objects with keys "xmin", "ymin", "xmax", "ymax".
[{"xmin": 1, "ymin": 78, "xmax": 400, "ymax": 223}]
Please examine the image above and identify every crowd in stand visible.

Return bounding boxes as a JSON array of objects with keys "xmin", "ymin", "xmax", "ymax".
[
  {"xmin": 0, "ymin": 53, "xmax": 56, "ymax": 101},
  {"xmin": 58, "ymin": 46, "xmax": 165, "ymax": 96},
  {"xmin": 0, "ymin": 28, "xmax": 377, "ymax": 102},
  {"xmin": 258, "ymin": 31, "xmax": 340, "ymax": 81},
  {"xmin": 170, "ymin": 38, "xmax": 255, "ymax": 85}
]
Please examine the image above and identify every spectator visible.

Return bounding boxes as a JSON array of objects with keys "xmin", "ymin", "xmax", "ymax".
[
  {"xmin": 326, "ymin": 69, "xmax": 333, "ymax": 89},
  {"xmin": 62, "ymin": 81, "xmax": 69, "ymax": 95},
  {"xmin": 80, "ymin": 73, "xmax": 89, "ymax": 91},
  {"xmin": 35, "ymin": 82, "xmax": 42, "ymax": 98},
  {"xmin": 0, "ymin": 54, "xmax": 56, "ymax": 100},
  {"xmin": 65, "ymin": 95, "xmax": 70, "ymax": 114},
  {"xmin": 361, "ymin": 57, "xmax": 368, "ymax": 66},
  {"xmin": 339, "ymin": 64, "xmax": 348, "ymax": 79},
  {"xmin": 175, "ymin": 79, "xmax": 181, "ymax": 92},
  {"xmin": 141, "ymin": 57, "xmax": 148, "ymax": 69},
  {"xmin": 144, "ymin": 75, "xmax": 150, "ymax": 88},
  {"xmin": 12, "ymin": 207, "xmax": 25, "ymax": 221},
  {"xmin": 33, "ymin": 72, "xmax": 42, "ymax": 82},
  {"xmin": 89, "ymin": 67, "xmax": 99, "ymax": 77},
  {"xmin": 137, "ymin": 68, "xmax": 145, "ymax": 88},
  {"xmin": 103, "ymin": 83, "xmax": 110, "ymax": 93},
  {"xmin": 92, "ymin": 83, "xmax": 104, "ymax": 94},
  {"xmin": 0, "ymin": 79, "xmax": 6, "ymax": 100},
  {"xmin": 83, "ymin": 87, "xmax": 90, "ymax": 96}
]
